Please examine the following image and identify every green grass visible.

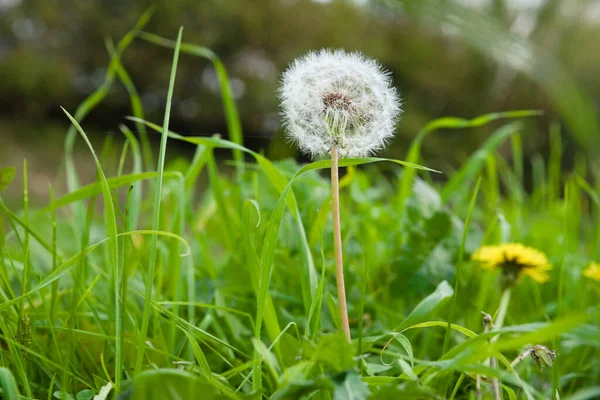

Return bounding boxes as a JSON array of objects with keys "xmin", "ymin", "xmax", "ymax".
[{"xmin": 1, "ymin": 21, "xmax": 600, "ymax": 400}]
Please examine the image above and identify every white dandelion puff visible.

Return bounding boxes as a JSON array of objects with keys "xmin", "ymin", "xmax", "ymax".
[{"xmin": 279, "ymin": 49, "xmax": 402, "ymax": 159}]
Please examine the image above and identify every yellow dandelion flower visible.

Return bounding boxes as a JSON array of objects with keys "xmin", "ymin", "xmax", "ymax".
[
  {"xmin": 583, "ymin": 262, "xmax": 600, "ymax": 283},
  {"xmin": 472, "ymin": 243, "xmax": 551, "ymax": 284}
]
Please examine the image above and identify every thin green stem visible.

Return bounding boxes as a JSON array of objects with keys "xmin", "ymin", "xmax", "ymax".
[{"xmin": 489, "ymin": 287, "xmax": 511, "ymax": 400}]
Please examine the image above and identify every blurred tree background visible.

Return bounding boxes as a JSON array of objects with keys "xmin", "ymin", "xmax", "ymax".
[{"xmin": 1, "ymin": 0, "xmax": 599, "ymax": 197}]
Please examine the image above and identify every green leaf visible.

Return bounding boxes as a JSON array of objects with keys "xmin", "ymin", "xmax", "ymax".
[
  {"xmin": 397, "ymin": 359, "xmax": 418, "ymax": 381},
  {"xmin": 76, "ymin": 389, "xmax": 95, "ymax": 400},
  {"xmin": 0, "ymin": 167, "xmax": 15, "ymax": 193},
  {"xmin": 270, "ymin": 362, "xmax": 320, "ymax": 400},
  {"xmin": 332, "ymin": 370, "xmax": 370, "ymax": 400},
  {"xmin": 563, "ymin": 387, "xmax": 600, "ymax": 400},
  {"xmin": 502, "ymin": 385, "xmax": 518, "ymax": 400},
  {"xmin": 394, "ymin": 281, "xmax": 454, "ymax": 332},
  {"xmin": 0, "ymin": 367, "xmax": 19, "ymax": 400},
  {"xmin": 53, "ymin": 392, "xmax": 74, "ymax": 400},
  {"xmin": 313, "ymin": 332, "xmax": 355, "ymax": 373}
]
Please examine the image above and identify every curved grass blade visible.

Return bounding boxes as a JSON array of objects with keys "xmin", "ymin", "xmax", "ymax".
[{"xmin": 60, "ymin": 107, "xmax": 122, "ymax": 389}]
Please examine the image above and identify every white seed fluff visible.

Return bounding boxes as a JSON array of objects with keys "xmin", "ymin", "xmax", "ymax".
[{"xmin": 279, "ymin": 49, "xmax": 401, "ymax": 159}]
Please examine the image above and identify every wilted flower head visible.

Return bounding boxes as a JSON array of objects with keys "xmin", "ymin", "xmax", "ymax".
[
  {"xmin": 584, "ymin": 262, "xmax": 600, "ymax": 282},
  {"xmin": 472, "ymin": 243, "xmax": 551, "ymax": 285},
  {"xmin": 279, "ymin": 49, "xmax": 401, "ymax": 159}
]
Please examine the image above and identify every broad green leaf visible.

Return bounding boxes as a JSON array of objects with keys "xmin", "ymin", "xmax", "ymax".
[
  {"xmin": 502, "ymin": 385, "xmax": 518, "ymax": 400},
  {"xmin": 313, "ymin": 332, "xmax": 355, "ymax": 373},
  {"xmin": 563, "ymin": 387, "xmax": 600, "ymax": 400},
  {"xmin": 332, "ymin": 370, "xmax": 370, "ymax": 400},
  {"xmin": 397, "ymin": 359, "xmax": 418, "ymax": 381},
  {"xmin": 394, "ymin": 280, "xmax": 454, "ymax": 332},
  {"xmin": 76, "ymin": 389, "xmax": 95, "ymax": 400},
  {"xmin": 53, "ymin": 392, "xmax": 74, "ymax": 400},
  {"xmin": 0, "ymin": 367, "xmax": 19, "ymax": 400}
]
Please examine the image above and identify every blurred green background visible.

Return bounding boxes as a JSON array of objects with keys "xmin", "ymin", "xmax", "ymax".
[{"xmin": 1, "ymin": 0, "xmax": 599, "ymax": 199}]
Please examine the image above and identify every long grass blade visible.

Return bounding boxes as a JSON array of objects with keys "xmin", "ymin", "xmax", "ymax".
[{"xmin": 134, "ymin": 27, "xmax": 184, "ymax": 375}]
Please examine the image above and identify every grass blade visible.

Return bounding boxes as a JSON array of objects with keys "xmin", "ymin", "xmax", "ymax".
[
  {"xmin": 60, "ymin": 107, "xmax": 121, "ymax": 389},
  {"xmin": 134, "ymin": 26, "xmax": 184, "ymax": 375}
]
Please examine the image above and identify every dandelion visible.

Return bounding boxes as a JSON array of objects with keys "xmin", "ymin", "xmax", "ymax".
[
  {"xmin": 472, "ymin": 243, "xmax": 552, "ymax": 285},
  {"xmin": 279, "ymin": 49, "xmax": 401, "ymax": 342},
  {"xmin": 583, "ymin": 261, "xmax": 600, "ymax": 282},
  {"xmin": 279, "ymin": 49, "xmax": 401, "ymax": 159},
  {"xmin": 472, "ymin": 243, "xmax": 551, "ymax": 376}
]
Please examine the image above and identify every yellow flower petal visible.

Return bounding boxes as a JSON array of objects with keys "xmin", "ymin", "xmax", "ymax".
[
  {"xmin": 472, "ymin": 243, "xmax": 551, "ymax": 284},
  {"xmin": 583, "ymin": 262, "xmax": 600, "ymax": 283}
]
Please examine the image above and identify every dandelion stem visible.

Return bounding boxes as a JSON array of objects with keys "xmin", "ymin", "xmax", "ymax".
[
  {"xmin": 477, "ymin": 313, "xmax": 493, "ymax": 400},
  {"xmin": 331, "ymin": 145, "xmax": 351, "ymax": 342},
  {"xmin": 494, "ymin": 287, "xmax": 512, "ymax": 333},
  {"xmin": 489, "ymin": 288, "xmax": 511, "ymax": 400}
]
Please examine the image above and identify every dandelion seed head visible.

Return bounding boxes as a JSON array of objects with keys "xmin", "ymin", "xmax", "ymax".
[{"xmin": 279, "ymin": 49, "xmax": 401, "ymax": 159}]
